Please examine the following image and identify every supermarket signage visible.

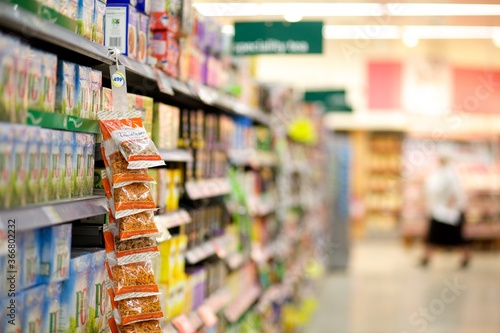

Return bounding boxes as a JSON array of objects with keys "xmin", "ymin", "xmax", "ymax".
[
  {"xmin": 233, "ymin": 21, "xmax": 323, "ymax": 55},
  {"xmin": 304, "ymin": 90, "xmax": 353, "ymax": 112}
]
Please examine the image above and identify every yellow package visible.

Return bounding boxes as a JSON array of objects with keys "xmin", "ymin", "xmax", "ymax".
[{"xmin": 175, "ymin": 235, "xmax": 188, "ymax": 278}]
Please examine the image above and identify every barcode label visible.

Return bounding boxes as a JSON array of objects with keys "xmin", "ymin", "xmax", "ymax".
[{"xmin": 109, "ymin": 37, "xmax": 122, "ymax": 47}]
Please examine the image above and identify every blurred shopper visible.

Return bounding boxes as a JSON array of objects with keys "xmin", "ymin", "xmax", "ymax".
[{"xmin": 420, "ymin": 154, "xmax": 470, "ymax": 269}]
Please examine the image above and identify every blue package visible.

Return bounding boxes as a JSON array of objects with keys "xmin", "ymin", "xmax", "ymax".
[
  {"xmin": 19, "ymin": 229, "xmax": 41, "ymax": 290},
  {"xmin": 39, "ymin": 224, "xmax": 72, "ymax": 284},
  {"xmin": 42, "ymin": 283, "xmax": 63, "ymax": 333},
  {"xmin": 22, "ymin": 284, "xmax": 45, "ymax": 333},
  {"xmin": 58, "ymin": 252, "xmax": 92, "ymax": 333},
  {"xmin": 1, "ymin": 289, "xmax": 24, "ymax": 333}
]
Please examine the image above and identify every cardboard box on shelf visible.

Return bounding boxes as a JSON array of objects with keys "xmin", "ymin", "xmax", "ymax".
[
  {"xmin": 39, "ymin": 224, "xmax": 72, "ymax": 284},
  {"xmin": 77, "ymin": 0, "xmax": 95, "ymax": 40},
  {"xmin": 75, "ymin": 65, "xmax": 92, "ymax": 118},
  {"xmin": 105, "ymin": 4, "xmax": 139, "ymax": 59},
  {"xmin": 138, "ymin": 12, "xmax": 149, "ymax": 64},
  {"xmin": 55, "ymin": 60, "xmax": 76, "ymax": 115},
  {"xmin": 94, "ymin": 0, "xmax": 106, "ymax": 45}
]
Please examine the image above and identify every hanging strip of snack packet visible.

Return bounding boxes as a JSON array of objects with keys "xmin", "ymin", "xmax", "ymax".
[
  {"xmin": 107, "ymin": 258, "xmax": 160, "ymax": 301},
  {"xmin": 104, "ymin": 223, "xmax": 161, "ymax": 266},
  {"xmin": 117, "ymin": 320, "xmax": 163, "ymax": 333}
]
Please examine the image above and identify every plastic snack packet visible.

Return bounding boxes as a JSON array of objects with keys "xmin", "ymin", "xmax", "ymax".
[
  {"xmin": 116, "ymin": 211, "xmax": 160, "ymax": 240},
  {"xmin": 115, "ymin": 295, "xmax": 164, "ymax": 325},
  {"xmin": 98, "ymin": 110, "xmax": 165, "ymax": 169},
  {"xmin": 117, "ymin": 320, "xmax": 163, "ymax": 333},
  {"xmin": 113, "ymin": 182, "xmax": 156, "ymax": 219},
  {"xmin": 104, "ymin": 224, "xmax": 160, "ymax": 265},
  {"xmin": 108, "ymin": 259, "xmax": 160, "ymax": 301}
]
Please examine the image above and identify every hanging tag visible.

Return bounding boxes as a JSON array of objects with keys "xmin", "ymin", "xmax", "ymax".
[{"xmin": 108, "ymin": 49, "xmax": 128, "ymax": 115}]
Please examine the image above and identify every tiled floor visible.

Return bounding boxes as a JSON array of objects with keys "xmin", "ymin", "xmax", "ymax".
[{"xmin": 305, "ymin": 238, "xmax": 500, "ymax": 333}]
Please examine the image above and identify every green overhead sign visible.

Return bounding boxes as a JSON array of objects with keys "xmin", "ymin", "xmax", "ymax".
[
  {"xmin": 304, "ymin": 90, "xmax": 353, "ymax": 112},
  {"xmin": 233, "ymin": 21, "xmax": 323, "ymax": 55}
]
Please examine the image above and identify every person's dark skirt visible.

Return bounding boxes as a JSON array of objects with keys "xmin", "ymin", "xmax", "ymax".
[{"xmin": 426, "ymin": 212, "xmax": 466, "ymax": 246}]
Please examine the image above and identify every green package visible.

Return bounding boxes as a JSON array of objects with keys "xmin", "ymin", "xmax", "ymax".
[
  {"xmin": 90, "ymin": 69, "xmax": 102, "ymax": 120},
  {"xmin": 39, "ymin": 129, "xmax": 52, "ymax": 203},
  {"xmin": 41, "ymin": 52, "xmax": 58, "ymax": 112},
  {"xmin": 27, "ymin": 48, "xmax": 43, "ymax": 111},
  {"xmin": 15, "ymin": 44, "xmax": 29, "ymax": 123},
  {"xmin": 11, "ymin": 125, "xmax": 29, "ymax": 207},
  {"xmin": 61, "ymin": 131, "xmax": 74, "ymax": 199},
  {"xmin": 0, "ymin": 124, "xmax": 14, "ymax": 208},
  {"xmin": 0, "ymin": 34, "xmax": 18, "ymax": 122},
  {"xmin": 55, "ymin": 60, "xmax": 76, "ymax": 115},
  {"xmin": 50, "ymin": 130, "xmax": 63, "ymax": 201},
  {"xmin": 26, "ymin": 126, "xmax": 41, "ymax": 205},
  {"xmin": 75, "ymin": 65, "xmax": 91, "ymax": 118},
  {"xmin": 73, "ymin": 133, "xmax": 86, "ymax": 197},
  {"xmin": 84, "ymin": 134, "xmax": 95, "ymax": 196}
]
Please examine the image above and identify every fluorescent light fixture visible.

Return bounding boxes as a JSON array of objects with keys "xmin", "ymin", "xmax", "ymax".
[
  {"xmin": 322, "ymin": 25, "xmax": 500, "ymax": 40},
  {"xmin": 284, "ymin": 12, "xmax": 303, "ymax": 23},
  {"xmin": 402, "ymin": 29, "xmax": 419, "ymax": 47},
  {"xmin": 193, "ymin": 3, "xmax": 500, "ymax": 17},
  {"xmin": 493, "ymin": 28, "xmax": 500, "ymax": 47},
  {"xmin": 221, "ymin": 24, "xmax": 235, "ymax": 35}
]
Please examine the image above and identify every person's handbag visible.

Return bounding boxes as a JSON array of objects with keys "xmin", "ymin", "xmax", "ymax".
[{"xmin": 432, "ymin": 205, "xmax": 461, "ymax": 226}]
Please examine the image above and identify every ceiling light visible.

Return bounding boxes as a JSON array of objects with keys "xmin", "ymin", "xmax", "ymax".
[
  {"xmin": 284, "ymin": 12, "xmax": 303, "ymax": 23},
  {"xmin": 493, "ymin": 28, "xmax": 500, "ymax": 47},
  {"xmin": 193, "ymin": 3, "xmax": 500, "ymax": 17},
  {"xmin": 402, "ymin": 29, "xmax": 419, "ymax": 47}
]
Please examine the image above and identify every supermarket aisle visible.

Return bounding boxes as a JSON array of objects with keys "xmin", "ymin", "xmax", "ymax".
[{"xmin": 306, "ymin": 239, "xmax": 500, "ymax": 333}]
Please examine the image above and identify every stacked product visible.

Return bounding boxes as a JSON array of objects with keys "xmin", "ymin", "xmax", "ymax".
[
  {"xmin": 0, "ymin": 124, "xmax": 95, "ymax": 209},
  {"xmin": 105, "ymin": 0, "xmax": 150, "ymax": 63},
  {"xmin": 150, "ymin": 0, "xmax": 182, "ymax": 77},
  {"xmin": 148, "ymin": 166, "xmax": 183, "ymax": 214},
  {"xmin": 183, "ymin": 204, "xmax": 228, "ymax": 251},
  {"xmin": 98, "ymin": 108, "xmax": 166, "ymax": 332},
  {"xmin": 0, "ymin": 225, "xmax": 109, "ymax": 333}
]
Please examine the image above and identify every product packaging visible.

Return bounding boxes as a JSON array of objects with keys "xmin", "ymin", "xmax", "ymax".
[
  {"xmin": 11, "ymin": 125, "xmax": 29, "ymax": 207},
  {"xmin": 152, "ymin": 103, "xmax": 179, "ymax": 150},
  {"xmin": 104, "ymin": 148, "xmax": 154, "ymax": 188},
  {"xmin": 84, "ymin": 134, "xmax": 96, "ymax": 196},
  {"xmin": 105, "ymin": 4, "xmax": 139, "ymax": 59},
  {"xmin": 58, "ymin": 252, "xmax": 92, "ymax": 333},
  {"xmin": 150, "ymin": 11, "xmax": 168, "ymax": 31},
  {"xmin": 104, "ymin": 224, "xmax": 160, "ymax": 265},
  {"xmin": 27, "ymin": 49, "xmax": 43, "ymax": 111},
  {"xmin": 73, "ymin": 133, "xmax": 86, "ymax": 197},
  {"xmin": 26, "ymin": 127, "xmax": 41, "ymax": 205},
  {"xmin": 78, "ymin": 0, "xmax": 95, "ymax": 40},
  {"xmin": 39, "ymin": 224, "xmax": 72, "ymax": 284},
  {"xmin": 117, "ymin": 320, "xmax": 163, "ymax": 333},
  {"xmin": 55, "ymin": 61, "xmax": 76, "ymax": 115},
  {"xmin": 41, "ymin": 52, "xmax": 58, "ymax": 113},
  {"xmin": 107, "ymin": 259, "xmax": 160, "ymax": 300},
  {"xmin": 15, "ymin": 43, "xmax": 29, "ymax": 123},
  {"xmin": 115, "ymin": 295, "xmax": 163, "ymax": 325},
  {"xmin": 19, "ymin": 229, "xmax": 41, "ymax": 290},
  {"xmin": 0, "ymin": 33, "xmax": 18, "ymax": 122},
  {"xmin": 22, "ymin": 284, "xmax": 46, "ymax": 333},
  {"xmin": 136, "ymin": 0, "xmax": 150, "ymax": 13},
  {"xmin": 94, "ymin": 0, "xmax": 107, "ymax": 45},
  {"xmin": 50, "ymin": 130, "xmax": 63, "ymax": 201},
  {"xmin": 61, "ymin": 131, "xmax": 74, "ymax": 199},
  {"xmin": 128, "ymin": 94, "xmax": 154, "ymax": 138},
  {"xmin": 112, "ymin": 183, "xmax": 156, "ymax": 218},
  {"xmin": 91, "ymin": 69, "xmax": 102, "ymax": 120},
  {"xmin": 98, "ymin": 110, "xmax": 164, "ymax": 169},
  {"xmin": 0, "ymin": 124, "xmax": 13, "ymax": 208},
  {"xmin": 75, "ymin": 65, "xmax": 92, "ymax": 118},
  {"xmin": 101, "ymin": 87, "xmax": 113, "ymax": 112},
  {"xmin": 83, "ymin": 248, "xmax": 108, "ymax": 333},
  {"xmin": 42, "ymin": 282, "xmax": 63, "ymax": 333},
  {"xmin": 165, "ymin": 33, "xmax": 179, "ymax": 78},
  {"xmin": 1, "ymin": 289, "xmax": 24, "ymax": 333},
  {"xmin": 38, "ymin": 129, "xmax": 51, "ymax": 203},
  {"xmin": 138, "ymin": 13, "xmax": 149, "ymax": 63},
  {"xmin": 116, "ymin": 211, "xmax": 160, "ymax": 241},
  {"xmin": 60, "ymin": 0, "xmax": 78, "ymax": 20}
]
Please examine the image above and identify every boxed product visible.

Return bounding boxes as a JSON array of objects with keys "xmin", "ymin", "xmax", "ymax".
[
  {"xmin": 75, "ymin": 65, "xmax": 92, "ymax": 118},
  {"xmin": 150, "ymin": 11, "xmax": 168, "ymax": 31},
  {"xmin": 50, "ymin": 130, "xmax": 63, "ymax": 201},
  {"xmin": 26, "ymin": 127, "xmax": 41, "ymax": 205},
  {"xmin": 22, "ymin": 284, "xmax": 46, "ymax": 333},
  {"xmin": 39, "ymin": 224, "xmax": 72, "ymax": 284},
  {"xmin": 101, "ymin": 87, "xmax": 113, "ymax": 112},
  {"xmin": 137, "ymin": 0, "xmax": 150, "ymax": 13},
  {"xmin": 42, "ymin": 283, "xmax": 63, "ymax": 333},
  {"xmin": 73, "ymin": 248, "xmax": 107, "ymax": 333},
  {"xmin": 41, "ymin": 52, "xmax": 58, "ymax": 112},
  {"xmin": 58, "ymin": 252, "xmax": 92, "ymax": 333},
  {"xmin": 11, "ymin": 125, "xmax": 29, "ymax": 208},
  {"xmin": 94, "ymin": 0, "xmax": 107, "ymax": 45},
  {"xmin": 27, "ymin": 49, "xmax": 43, "ymax": 111},
  {"xmin": 150, "ymin": 0, "xmax": 180, "ymax": 33},
  {"xmin": 84, "ymin": 134, "xmax": 96, "ymax": 196},
  {"xmin": 105, "ymin": 4, "xmax": 139, "ymax": 59},
  {"xmin": 14, "ymin": 43, "xmax": 29, "ymax": 124},
  {"xmin": 60, "ymin": 0, "xmax": 79, "ymax": 20},
  {"xmin": 127, "ymin": 93, "xmax": 153, "ymax": 137},
  {"xmin": 77, "ymin": 0, "xmax": 95, "ymax": 40},
  {"xmin": 138, "ymin": 13, "xmax": 149, "ymax": 64},
  {"xmin": 60, "ymin": 131, "xmax": 74, "ymax": 199},
  {"xmin": 90, "ymin": 69, "xmax": 102, "ymax": 120},
  {"xmin": 1, "ymin": 289, "xmax": 24, "ymax": 333},
  {"xmin": 0, "ymin": 33, "xmax": 18, "ymax": 122},
  {"xmin": 152, "ymin": 103, "xmax": 179, "ymax": 150},
  {"xmin": 39, "ymin": 129, "xmax": 52, "ymax": 202},
  {"xmin": 0, "ymin": 124, "xmax": 14, "ymax": 209},
  {"xmin": 55, "ymin": 60, "xmax": 76, "ymax": 115},
  {"xmin": 19, "ymin": 229, "xmax": 42, "ymax": 290},
  {"xmin": 151, "ymin": 30, "xmax": 168, "ymax": 70},
  {"xmin": 73, "ymin": 133, "xmax": 86, "ymax": 197}
]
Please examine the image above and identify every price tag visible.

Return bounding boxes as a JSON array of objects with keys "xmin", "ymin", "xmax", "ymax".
[
  {"xmin": 185, "ymin": 181, "xmax": 198, "ymax": 200},
  {"xmin": 155, "ymin": 69, "xmax": 174, "ymax": 95},
  {"xmin": 198, "ymin": 305, "xmax": 218, "ymax": 327},
  {"xmin": 172, "ymin": 314, "xmax": 196, "ymax": 333},
  {"xmin": 42, "ymin": 206, "xmax": 62, "ymax": 224}
]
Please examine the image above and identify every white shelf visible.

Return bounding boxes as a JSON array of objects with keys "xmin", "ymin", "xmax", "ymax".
[
  {"xmin": 158, "ymin": 149, "xmax": 193, "ymax": 163},
  {"xmin": 224, "ymin": 284, "xmax": 262, "ymax": 323},
  {"xmin": 0, "ymin": 196, "xmax": 108, "ymax": 232},
  {"xmin": 228, "ymin": 149, "xmax": 278, "ymax": 168}
]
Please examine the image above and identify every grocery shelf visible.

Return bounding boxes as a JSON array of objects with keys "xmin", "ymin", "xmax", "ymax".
[
  {"xmin": 26, "ymin": 110, "xmax": 100, "ymax": 134},
  {"xmin": 185, "ymin": 178, "xmax": 231, "ymax": 200},
  {"xmin": 0, "ymin": 196, "xmax": 108, "ymax": 232},
  {"xmin": 0, "ymin": 2, "xmax": 110, "ymax": 63},
  {"xmin": 158, "ymin": 149, "xmax": 194, "ymax": 163},
  {"xmin": 224, "ymin": 284, "xmax": 262, "ymax": 323}
]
